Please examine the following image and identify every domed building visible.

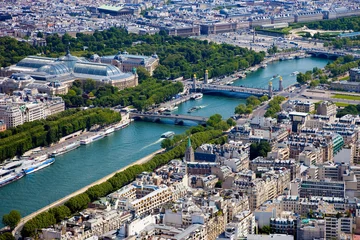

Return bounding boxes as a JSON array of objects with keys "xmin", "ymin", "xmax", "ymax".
[
  {"xmin": 0, "ymin": 50, "xmax": 139, "ymax": 94},
  {"xmin": 57, "ymin": 50, "xmax": 81, "ymax": 70}
]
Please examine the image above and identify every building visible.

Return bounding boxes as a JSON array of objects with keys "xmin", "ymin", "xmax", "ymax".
[
  {"xmin": 317, "ymin": 101, "xmax": 337, "ymax": 116},
  {"xmin": 300, "ymin": 180, "xmax": 345, "ymax": 198},
  {"xmin": 295, "ymin": 101, "xmax": 315, "ymax": 113},
  {"xmin": 0, "ymin": 96, "xmax": 65, "ymax": 128},
  {"xmin": 350, "ymin": 68, "xmax": 360, "ymax": 82},
  {"xmin": 325, "ymin": 215, "xmax": 353, "ymax": 240},
  {"xmin": 270, "ymin": 217, "xmax": 297, "ymax": 236},
  {"xmin": 267, "ymin": 143, "xmax": 290, "ymax": 160},
  {"xmin": 185, "ymin": 137, "xmax": 195, "ymax": 162},
  {"xmin": 93, "ymin": 51, "xmax": 159, "ymax": 76},
  {"xmin": 200, "ymin": 22, "xmax": 237, "ymax": 35},
  {"xmin": 97, "ymin": 5, "xmax": 139, "ymax": 17},
  {"xmin": 0, "ymin": 50, "xmax": 138, "ymax": 94},
  {"xmin": 222, "ymin": 211, "xmax": 255, "ymax": 239},
  {"xmin": 297, "ymin": 219, "xmax": 325, "ymax": 240},
  {"xmin": 289, "ymin": 112, "xmax": 309, "ymax": 133},
  {"xmin": 0, "ymin": 120, "xmax": 6, "ymax": 132}
]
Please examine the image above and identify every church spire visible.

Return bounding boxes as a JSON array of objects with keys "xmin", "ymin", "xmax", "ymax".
[{"xmin": 185, "ymin": 137, "xmax": 194, "ymax": 162}]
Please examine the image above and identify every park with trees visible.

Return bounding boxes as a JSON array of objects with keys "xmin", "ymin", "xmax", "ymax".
[
  {"xmin": 0, "ymin": 108, "xmax": 121, "ymax": 163},
  {"xmin": 61, "ymin": 78, "xmax": 184, "ymax": 110}
]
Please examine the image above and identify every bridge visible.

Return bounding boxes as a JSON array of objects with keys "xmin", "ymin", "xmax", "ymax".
[
  {"xmin": 306, "ymin": 50, "xmax": 360, "ymax": 59},
  {"xmin": 199, "ymin": 84, "xmax": 269, "ymax": 97},
  {"xmin": 130, "ymin": 112, "xmax": 209, "ymax": 125}
]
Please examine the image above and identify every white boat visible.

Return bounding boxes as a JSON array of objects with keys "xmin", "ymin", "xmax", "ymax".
[
  {"xmin": 80, "ymin": 133, "xmax": 105, "ymax": 145},
  {"xmin": 22, "ymin": 158, "xmax": 55, "ymax": 175},
  {"xmin": 51, "ymin": 142, "xmax": 80, "ymax": 157},
  {"xmin": 1, "ymin": 160, "xmax": 25, "ymax": 170},
  {"xmin": 0, "ymin": 169, "xmax": 24, "ymax": 187},
  {"xmin": 165, "ymin": 105, "xmax": 178, "ymax": 112},
  {"xmin": 104, "ymin": 127, "xmax": 115, "ymax": 136},
  {"xmin": 191, "ymin": 93, "xmax": 203, "ymax": 100},
  {"xmin": 260, "ymin": 63, "xmax": 267, "ymax": 68},
  {"xmin": 114, "ymin": 120, "xmax": 131, "ymax": 131},
  {"xmin": 291, "ymin": 71, "xmax": 299, "ymax": 76},
  {"xmin": 161, "ymin": 131, "xmax": 175, "ymax": 138}
]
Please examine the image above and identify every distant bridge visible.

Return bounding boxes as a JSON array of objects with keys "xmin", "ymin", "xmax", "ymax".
[
  {"xmin": 199, "ymin": 84, "xmax": 269, "ymax": 97},
  {"xmin": 306, "ymin": 50, "xmax": 360, "ymax": 59},
  {"xmin": 130, "ymin": 112, "xmax": 209, "ymax": 125}
]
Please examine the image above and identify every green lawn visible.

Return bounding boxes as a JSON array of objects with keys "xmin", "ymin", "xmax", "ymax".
[
  {"xmin": 332, "ymin": 94, "xmax": 360, "ymax": 101},
  {"xmin": 335, "ymin": 102, "xmax": 350, "ymax": 107},
  {"xmin": 339, "ymin": 76, "xmax": 350, "ymax": 81}
]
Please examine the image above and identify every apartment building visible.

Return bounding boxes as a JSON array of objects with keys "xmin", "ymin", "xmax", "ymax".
[
  {"xmin": 317, "ymin": 101, "xmax": 337, "ymax": 116},
  {"xmin": 108, "ymin": 183, "xmax": 176, "ymax": 215},
  {"xmin": 325, "ymin": 216, "xmax": 353, "ymax": 240},
  {"xmin": 270, "ymin": 217, "xmax": 297, "ymax": 236},
  {"xmin": 223, "ymin": 211, "xmax": 255, "ymax": 239},
  {"xmin": 250, "ymin": 157, "xmax": 300, "ymax": 181},
  {"xmin": 267, "ymin": 143, "xmax": 290, "ymax": 160},
  {"xmin": 298, "ymin": 147, "xmax": 323, "ymax": 166},
  {"xmin": 295, "ymin": 101, "xmax": 315, "ymax": 113},
  {"xmin": 300, "ymin": 180, "xmax": 345, "ymax": 198}
]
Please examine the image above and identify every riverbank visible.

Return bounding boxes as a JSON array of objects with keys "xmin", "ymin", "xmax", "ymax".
[
  {"xmin": 12, "ymin": 148, "xmax": 164, "ymax": 236},
  {"xmin": 212, "ymin": 51, "xmax": 311, "ymax": 86}
]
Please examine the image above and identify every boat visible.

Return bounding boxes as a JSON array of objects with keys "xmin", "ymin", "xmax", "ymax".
[
  {"xmin": 1, "ymin": 160, "xmax": 25, "ymax": 170},
  {"xmin": 187, "ymin": 106, "xmax": 202, "ymax": 113},
  {"xmin": 80, "ymin": 133, "xmax": 105, "ymax": 145},
  {"xmin": 286, "ymin": 56, "xmax": 295, "ymax": 60},
  {"xmin": 260, "ymin": 63, "xmax": 267, "ymax": 68},
  {"xmin": 164, "ymin": 105, "xmax": 178, "ymax": 113},
  {"xmin": 0, "ymin": 169, "xmax": 24, "ymax": 187},
  {"xmin": 273, "ymin": 74, "xmax": 279, "ymax": 78},
  {"xmin": 291, "ymin": 71, "xmax": 299, "ymax": 76},
  {"xmin": 191, "ymin": 93, "xmax": 203, "ymax": 100},
  {"xmin": 51, "ymin": 142, "xmax": 80, "ymax": 157},
  {"xmin": 22, "ymin": 158, "xmax": 55, "ymax": 175},
  {"xmin": 114, "ymin": 120, "xmax": 132, "ymax": 131},
  {"xmin": 104, "ymin": 127, "xmax": 115, "ymax": 136},
  {"xmin": 161, "ymin": 131, "xmax": 175, "ymax": 138}
]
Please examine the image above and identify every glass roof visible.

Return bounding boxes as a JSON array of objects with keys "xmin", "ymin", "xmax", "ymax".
[
  {"xmin": 37, "ymin": 62, "xmax": 70, "ymax": 75},
  {"xmin": 73, "ymin": 62, "xmax": 123, "ymax": 77},
  {"xmin": 16, "ymin": 56, "xmax": 56, "ymax": 69}
]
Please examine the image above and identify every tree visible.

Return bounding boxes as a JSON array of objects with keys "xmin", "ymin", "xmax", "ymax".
[
  {"xmin": 36, "ymin": 32, "xmax": 44, "ymax": 38},
  {"xmin": 2, "ymin": 210, "xmax": 21, "ymax": 229},
  {"xmin": 259, "ymin": 95, "xmax": 269, "ymax": 102},
  {"xmin": 215, "ymin": 180, "xmax": 222, "ymax": 188},
  {"xmin": 83, "ymin": 79, "xmax": 97, "ymax": 92},
  {"xmin": 136, "ymin": 66, "xmax": 150, "ymax": 83},
  {"xmin": 226, "ymin": 118, "xmax": 236, "ymax": 127},
  {"xmin": 246, "ymin": 96, "xmax": 261, "ymax": 107},
  {"xmin": 73, "ymin": 79, "xmax": 82, "ymax": 88},
  {"xmin": 250, "ymin": 142, "xmax": 271, "ymax": 160},
  {"xmin": 0, "ymin": 233, "xmax": 15, "ymax": 240},
  {"xmin": 310, "ymin": 80, "xmax": 320, "ymax": 88},
  {"xmin": 153, "ymin": 65, "xmax": 170, "ymax": 80},
  {"xmin": 65, "ymin": 193, "xmax": 91, "ymax": 213},
  {"xmin": 49, "ymin": 206, "xmax": 71, "ymax": 222},
  {"xmin": 259, "ymin": 225, "xmax": 271, "ymax": 234}
]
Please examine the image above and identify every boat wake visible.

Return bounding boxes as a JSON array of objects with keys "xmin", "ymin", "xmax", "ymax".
[{"xmin": 139, "ymin": 138, "xmax": 164, "ymax": 151}]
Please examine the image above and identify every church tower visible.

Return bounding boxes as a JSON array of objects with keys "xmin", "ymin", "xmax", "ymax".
[{"xmin": 185, "ymin": 137, "xmax": 195, "ymax": 162}]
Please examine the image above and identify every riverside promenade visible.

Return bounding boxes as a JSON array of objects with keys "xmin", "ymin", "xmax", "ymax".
[{"xmin": 12, "ymin": 148, "xmax": 164, "ymax": 236}]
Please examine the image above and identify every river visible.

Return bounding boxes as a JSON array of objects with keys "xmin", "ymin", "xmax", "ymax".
[{"xmin": 0, "ymin": 57, "xmax": 330, "ymax": 225}]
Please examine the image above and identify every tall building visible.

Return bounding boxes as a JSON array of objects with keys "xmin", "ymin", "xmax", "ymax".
[
  {"xmin": 185, "ymin": 137, "xmax": 195, "ymax": 162},
  {"xmin": 317, "ymin": 101, "xmax": 337, "ymax": 116}
]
